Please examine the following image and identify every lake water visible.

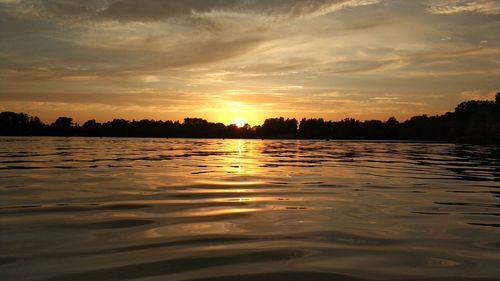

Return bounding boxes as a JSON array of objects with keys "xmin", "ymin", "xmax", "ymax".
[{"xmin": 0, "ymin": 137, "xmax": 499, "ymax": 281}]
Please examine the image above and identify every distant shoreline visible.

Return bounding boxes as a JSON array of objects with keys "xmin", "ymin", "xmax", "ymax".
[{"xmin": 1, "ymin": 94, "xmax": 499, "ymax": 143}]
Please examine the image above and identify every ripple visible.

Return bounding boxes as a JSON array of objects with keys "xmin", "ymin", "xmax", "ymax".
[
  {"xmin": 184, "ymin": 272, "xmax": 500, "ymax": 281},
  {"xmin": 468, "ymin": 223, "xmax": 500, "ymax": 228},
  {"xmin": 46, "ymin": 249, "xmax": 308, "ymax": 281},
  {"xmin": 0, "ymin": 203, "xmax": 150, "ymax": 215},
  {"xmin": 56, "ymin": 219, "xmax": 155, "ymax": 229},
  {"xmin": 1, "ymin": 138, "xmax": 499, "ymax": 280}
]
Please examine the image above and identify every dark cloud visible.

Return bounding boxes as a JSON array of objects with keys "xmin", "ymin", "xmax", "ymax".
[
  {"xmin": 12, "ymin": 0, "xmax": 379, "ymax": 21},
  {"xmin": 0, "ymin": 35, "xmax": 265, "ymax": 83},
  {"xmin": 11, "ymin": 0, "xmax": 108, "ymax": 19},
  {"xmin": 0, "ymin": 91, "xmax": 213, "ymax": 107},
  {"xmin": 101, "ymin": 0, "xmax": 345, "ymax": 21}
]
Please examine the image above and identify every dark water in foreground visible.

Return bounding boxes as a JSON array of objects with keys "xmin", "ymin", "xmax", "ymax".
[{"xmin": 1, "ymin": 137, "xmax": 499, "ymax": 281}]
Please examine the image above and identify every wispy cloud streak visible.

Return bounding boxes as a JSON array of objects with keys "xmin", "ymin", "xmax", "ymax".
[{"xmin": 427, "ymin": 0, "xmax": 500, "ymax": 15}]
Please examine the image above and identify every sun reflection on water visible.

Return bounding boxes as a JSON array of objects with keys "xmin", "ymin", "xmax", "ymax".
[{"xmin": 2, "ymin": 138, "xmax": 500, "ymax": 280}]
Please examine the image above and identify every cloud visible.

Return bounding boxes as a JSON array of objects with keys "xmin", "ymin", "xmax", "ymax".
[
  {"xmin": 460, "ymin": 90, "xmax": 497, "ymax": 100},
  {"xmin": 427, "ymin": 0, "xmax": 500, "ymax": 15},
  {"xmin": 10, "ymin": 0, "xmax": 109, "ymax": 20},
  {"xmin": 1, "ymin": 0, "xmax": 499, "ymax": 123},
  {"xmin": 0, "ymin": 90, "xmax": 222, "ymax": 109},
  {"xmin": 0, "ymin": 35, "xmax": 266, "ymax": 83},
  {"xmin": 11, "ymin": 0, "xmax": 381, "ymax": 21},
  {"xmin": 104, "ymin": 0, "xmax": 382, "ymax": 21}
]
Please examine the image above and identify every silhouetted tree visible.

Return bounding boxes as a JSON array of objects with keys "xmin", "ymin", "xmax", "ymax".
[
  {"xmin": 299, "ymin": 118, "xmax": 332, "ymax": 139},
  {"xmin": 80, "ymin": 120, "xmax": 101, "ymax": 136},
  {"xmin": 1, "ymin": 94, "xmax": 499, "ymax": 142},
  {"xmin": 52, "ymin": 117, "xmax": 73, "ymax": 128},
  {"xmin": 0, "ymin": 112, "xmax": 46, "ymax": 135},
  {"xmin": 261, "ymin": 117, "xmax": 298, "ymax": 138}
]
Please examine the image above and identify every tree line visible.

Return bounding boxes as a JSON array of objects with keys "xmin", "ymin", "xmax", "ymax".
[{"xmin": 1, "ymin": 93, "xmax": 499, "ymax": 142}]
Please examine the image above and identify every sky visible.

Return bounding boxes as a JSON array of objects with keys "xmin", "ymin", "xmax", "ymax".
[{"xmin": 0, "ymin": 0, "xmax": 499, "ymax": 125}]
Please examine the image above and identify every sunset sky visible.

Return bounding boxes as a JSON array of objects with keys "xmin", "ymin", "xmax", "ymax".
[{"xmin": 1, "ymin": 0, "xmax": 499, "ymax": 125}]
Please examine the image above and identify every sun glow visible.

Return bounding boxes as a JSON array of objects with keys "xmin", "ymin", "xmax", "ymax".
[{"xmin": 232, "ymin": 118, "xmax": 246, "ymax": 128}]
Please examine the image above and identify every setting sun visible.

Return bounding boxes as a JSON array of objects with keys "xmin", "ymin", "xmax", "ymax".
[
  {"xmin": 232, "ymin": 118, "xmax": 246, "ymax": 128},
  {"xmin": 231, "ymin": 118, "xmax": 247, "ymax": 128}
]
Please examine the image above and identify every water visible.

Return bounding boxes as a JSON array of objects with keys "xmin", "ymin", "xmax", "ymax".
[{"xmin": 0, "ymin": 137, "xmax": 499, "ymax": 281}]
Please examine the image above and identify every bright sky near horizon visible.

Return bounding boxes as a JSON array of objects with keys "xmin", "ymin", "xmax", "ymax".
[{"xmin": 0, "ymin": 0, "xmax": 499, "ymax": 125}]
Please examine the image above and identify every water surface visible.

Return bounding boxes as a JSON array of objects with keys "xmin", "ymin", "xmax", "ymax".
[{"xmin": 1, "ymin": 137, "xmax": 499, "ymax": 281}]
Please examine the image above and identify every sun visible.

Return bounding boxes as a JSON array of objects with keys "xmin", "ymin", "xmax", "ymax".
[{"xmin": 232, "ymin": 118, "xmax": 246, "ymax": 128}]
